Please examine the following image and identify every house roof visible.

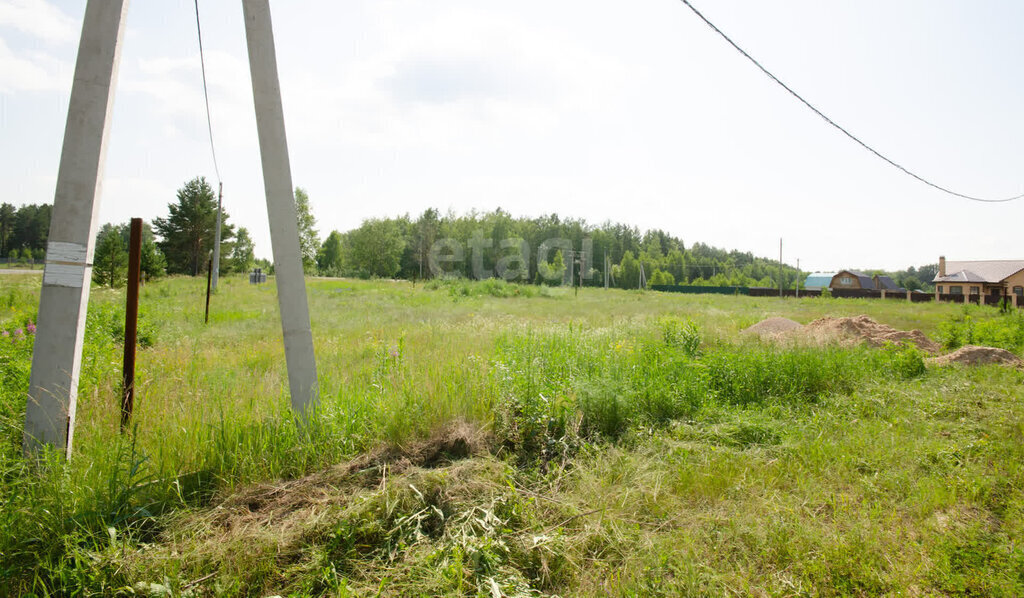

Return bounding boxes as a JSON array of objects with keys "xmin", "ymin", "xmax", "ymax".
[
  {"xmin": 804, "ymin": 272, "xmax": 837, "ymax": 288},
  {"xmin": 874, "ymin": 275, "xmax": 903, "ymax": 291},
  {"xmin": 933, "ymin": 260, "xmax": 1024, "ymax": 283},
  {"xmin": 935, "ymin": 270, "xmax": 988, "ymax": 283}
]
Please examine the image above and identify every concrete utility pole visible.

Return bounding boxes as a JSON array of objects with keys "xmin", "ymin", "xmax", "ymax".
[
  {"xmin": 211, "ymin": 182, "xmax": 223, "ymax": 292},
  {"xmin": 23, "ymin": 0, "xmax": 130, "ymax": 455},
  {"xmin": 242, "ymin": 0, "xmax": 319, "ymax": 416}
]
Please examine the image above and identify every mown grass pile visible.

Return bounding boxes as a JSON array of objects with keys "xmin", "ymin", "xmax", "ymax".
[{"xmin": 0, "ymin": 274, "xmax": 1022, "ymax": 596}]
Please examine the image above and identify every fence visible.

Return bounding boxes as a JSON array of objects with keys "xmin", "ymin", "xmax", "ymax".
[
  {"xmin": 653, "ymin": 285, "xmax": 1023, "ymax": 309},
  {"xmin": 650, "ymin": 285, "xmax": 749, "ymax": 295},
  {"xmin": 0, "ymin": 258, "xmax": 43, "ymax": 269}
]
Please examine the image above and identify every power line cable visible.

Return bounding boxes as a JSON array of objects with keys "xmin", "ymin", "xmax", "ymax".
[
  {"xmin": 193, "ymin": 0, "xmax": 221, "ymax": 183},
  {"xmin": 677, "ymin": 0, "xmax": 1024, "ymax": 204}
]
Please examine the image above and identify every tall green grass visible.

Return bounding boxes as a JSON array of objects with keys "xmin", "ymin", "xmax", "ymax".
[{"xmin": 0, "ymin": 275, "xmax": 1019, "ymax": 595}]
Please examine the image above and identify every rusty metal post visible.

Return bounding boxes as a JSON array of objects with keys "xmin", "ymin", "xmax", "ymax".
[
  {"xmin": 204, "ymin": 256, "xmax": 213, "ymax": 324},
  {"xmin": 120, "ymin": 218, "xmax": 142, "ymax": 430}
]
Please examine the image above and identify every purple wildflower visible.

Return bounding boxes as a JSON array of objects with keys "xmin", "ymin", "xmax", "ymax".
[
  {"xmin": 13, "ymin": 329, "xmax": 23, "ymax": 337},
  {"xmin": 1, "ymin": 330, "xmax": 8, "ymax": 337},
  {"xmin": 26, "ymin": 322, "xmax": 36, "ymax": 334}
]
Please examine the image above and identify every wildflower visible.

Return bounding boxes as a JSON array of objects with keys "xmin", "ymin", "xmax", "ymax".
[
  {"xmin": 389, "ymin": 346, "xmax": 399, "ymax": 359},
  {"xmin": 26, "ymin": 322, "xmax": 36, "ymax": 334},
  {"xmin": 13, "ymin": 329, "xmax": 23, "ymax": 338},
  {"xmin": 1, "ymin": 330, "xmax": 8, "ymax": 338}
]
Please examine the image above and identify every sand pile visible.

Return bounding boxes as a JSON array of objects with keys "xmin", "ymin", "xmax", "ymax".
[
  {"xmin": 742, "ymin": 317, "xmax": 803, "ymax": 338},
  {"xmin": 927, "ymin": 345, "xmax": 1023, "ymax": 367},
  {"xmin": 743, "ymin": 315, "xmax": 941, "ymax": 353},
  {"xmin": 801, "ymin": 315, "xmax": 941, "ymax": 354}
]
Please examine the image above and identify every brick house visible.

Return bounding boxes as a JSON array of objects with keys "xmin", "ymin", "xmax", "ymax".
[{"xmin": 932, "ymin": 256, "xmax": 1024, "ymax": 299}]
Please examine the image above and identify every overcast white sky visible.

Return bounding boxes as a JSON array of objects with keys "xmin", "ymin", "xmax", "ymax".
[{"xmin": 2, "ymin": 0, "xmax": 1022, "ymax": 271}]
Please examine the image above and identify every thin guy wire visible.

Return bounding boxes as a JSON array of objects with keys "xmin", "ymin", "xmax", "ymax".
[
  {"xmin": 194, "ymin": 0, "xmax": 221, "ymax": 183},
  {"xmin": 677, "ymin": 0, "xmax": 1024, "ymax": 204}
]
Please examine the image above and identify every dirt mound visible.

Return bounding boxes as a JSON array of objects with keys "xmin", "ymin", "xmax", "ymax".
[
  {"xmin": 801, "ymin": 315, "xmax": 941, "ymax": 354},
  {"xmin": 742, "ymin": 317, "xmax": 803, "ymax": 338},
  {"xmin": 927, "ymin": 345, "xmax": 1023, "ymax": 367}
]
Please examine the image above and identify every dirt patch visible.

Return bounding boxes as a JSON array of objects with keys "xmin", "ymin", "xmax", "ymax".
[
  {"xmin": 742, "ymin": 317, "xmax": 803, "ymax": 338},
  {"xmin": 927, "ymin": 345, "xmax": 1023, "ymax": 367},
  {"xmin": 800, "ymin": 315, "xmax": 941, "ymax": 354}
]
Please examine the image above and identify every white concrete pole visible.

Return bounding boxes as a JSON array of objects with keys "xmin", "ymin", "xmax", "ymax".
[
  {"xmin": 211, "ymin": 182, "xmax": 223, "ymax": 291},
  {"xmin": 242, "ymin": 0, "xmax": 319, "ymax": 416},
  {"xmin": 23, "ymin": 0, "xmax": 130, "ymax": 455}
]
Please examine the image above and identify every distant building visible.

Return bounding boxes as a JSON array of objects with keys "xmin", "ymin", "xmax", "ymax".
[
  {"xmin": 830, "ymin": 270, "xmax": 874, "ymax": 290},
  {"xmin": 932, "ymin": 256, "xmax": 1024, "ymax": 298},
  {"xmin": 803, "ymin": 272, "xmax": 837, "ymax": 290},
  {"xmin": 829, "ymin": 270, "xmax": 906, "ymax": 292},
  {"xmin": 874, "ymin": 275, "xmax": 903, "ymax": 291}
]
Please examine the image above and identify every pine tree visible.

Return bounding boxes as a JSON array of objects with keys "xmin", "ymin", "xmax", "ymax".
[
  {"xmin": 153, "ymin": 177, "xmax": 234, "ymax": 275},
  {"xmin": 93, "ymin": 224, "xmax": 127, "ymax": 287}
]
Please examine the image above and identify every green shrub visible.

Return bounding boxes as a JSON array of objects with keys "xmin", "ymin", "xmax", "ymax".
[
  {"xmin": 938, "ymin": 311, "xmax": 1024, "ymax": 353},
  {"xmin": 882, "ymin": 342, "xmax": 926, "ymax": 379},
  {"xmin": 428, "ymin": 278, "xmax": 538, "ymax": 299},
  {"xmin": 660, "ymin": 316, "xmax": 701, "ymax": 357}
]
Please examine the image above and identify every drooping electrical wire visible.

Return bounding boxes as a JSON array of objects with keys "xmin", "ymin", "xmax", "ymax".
[
  {"xmin": 193, "ymin": 0, "xmax": 221, "ymax": 183},
  {"xmin": 677, "ymin": 0, "xmax": 1024, "ymax": 204}
]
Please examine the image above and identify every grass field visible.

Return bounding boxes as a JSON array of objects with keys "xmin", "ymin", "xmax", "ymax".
[{"xmin": 1, "ymin": 273, "xmax": 1023, "ymax": 596}]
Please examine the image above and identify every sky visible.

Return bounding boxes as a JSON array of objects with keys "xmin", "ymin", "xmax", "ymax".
[{"xmin": 1, "ymin": 0, "xmax": 1023, "ymax": 272}]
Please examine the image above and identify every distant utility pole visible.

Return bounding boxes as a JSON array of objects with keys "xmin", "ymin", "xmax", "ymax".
[
  {"xmin": 778, "ymin": 238, "xmax": 783, "ymax": 298},
  {"xmin": 796, "ymin": 257, "xmax": 800, "ymax": 299},
  {"xmin": 211, "ymin": 182, "xmax": 223, "ymax": 292},
  {"xmin": 604, "ymin": 250, "xmax": 609, "ymax": 290}
]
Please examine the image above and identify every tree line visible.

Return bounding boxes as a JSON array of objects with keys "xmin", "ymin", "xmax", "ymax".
[
  {"xmin": 0, "ymin": 203, "xmax": 51, "ymax": 261},
  {"xmin": 311, "ymin": 208, "xmax": 804, "ymax": 289},
  {"xmin": 2, "ymin": 183, "xmax": 939, "ymax": 291}
]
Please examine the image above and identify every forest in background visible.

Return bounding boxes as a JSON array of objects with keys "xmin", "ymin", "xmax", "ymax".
[{"xmin": 2, "ymin": 187, "xmax": 936, "ymax": 290}]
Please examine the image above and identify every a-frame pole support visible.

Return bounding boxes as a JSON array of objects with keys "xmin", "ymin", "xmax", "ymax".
[
  {"xmin": 23, "ymin": 0, "xmax": 130, "ymax": 456},
  {"xmin": 242, "ymin": 0, "xmax": 319, "ymax": 417}
]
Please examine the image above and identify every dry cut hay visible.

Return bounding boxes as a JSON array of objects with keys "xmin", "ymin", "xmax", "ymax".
[
  {"xmin": 927, "ymin": 345, "xmax": 1024, "ymax": 367},
  {"xmin": 168, "ymin": 420, "xmax": 491, "ymax": 556}
]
